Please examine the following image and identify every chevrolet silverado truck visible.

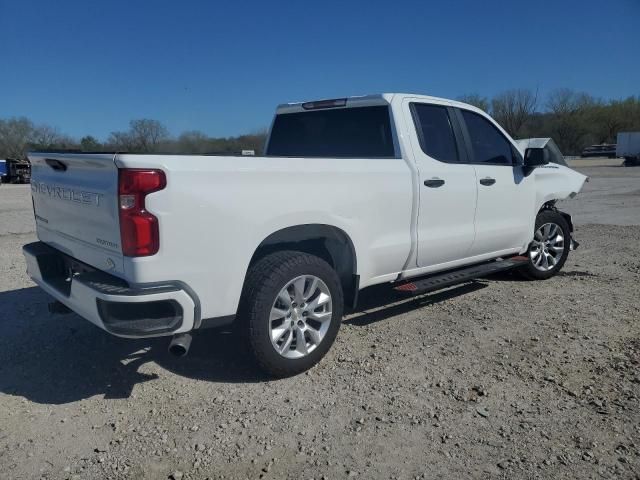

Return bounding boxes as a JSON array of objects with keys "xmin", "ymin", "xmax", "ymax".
[{"xmin": 24, "ymin": 93, "xmax": 587, "ymax": 377}]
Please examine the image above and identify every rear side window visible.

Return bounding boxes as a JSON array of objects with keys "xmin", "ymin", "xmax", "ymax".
[
  {"xmin": 266, "ymin": 106, "xmax": 395, "ymax": 158},
  {"xmin": 411, "ymin": 103, "xmax": 459, "ymax": 163},
  {"xmin": 461, "ymin": 110, "xmax": 514, "ymax": 165}
]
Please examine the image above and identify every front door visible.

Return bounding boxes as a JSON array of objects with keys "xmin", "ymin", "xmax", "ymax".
[{"xmin": 456, "ymin": 108, "xmax": 535, "ymax": 256}]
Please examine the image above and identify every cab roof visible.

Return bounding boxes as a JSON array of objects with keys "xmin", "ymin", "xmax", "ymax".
[{"xmin": 275, "ymin": 93, "xmax": 483, "ymax": 115}]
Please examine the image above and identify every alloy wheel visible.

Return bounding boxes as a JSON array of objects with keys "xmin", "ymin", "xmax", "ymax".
[
  {"xmin": 269, "ymin": 275, "xmax": 332, "ymax": 359},
  {"xmin": 529, "ymin": 222, "xmax": 565, "ymax": 271}
]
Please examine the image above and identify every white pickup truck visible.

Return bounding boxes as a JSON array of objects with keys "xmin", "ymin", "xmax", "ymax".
[{"xmin": 24, "ymin": 93, "xmax": 587, "ymax": 376}]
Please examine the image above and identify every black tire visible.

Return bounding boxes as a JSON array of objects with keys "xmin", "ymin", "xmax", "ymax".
[
  {"xmin": 238, "ymin": 250, "xmax": 343, "ymax": 377},
  {"xmin": 518, "ymin": 210, "xmax": 571, "ymax": 280}
]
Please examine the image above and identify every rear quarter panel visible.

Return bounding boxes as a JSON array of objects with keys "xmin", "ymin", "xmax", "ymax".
[{"xmin": 115, "ymin": 154, "xmax": 413, "ymax": 320}]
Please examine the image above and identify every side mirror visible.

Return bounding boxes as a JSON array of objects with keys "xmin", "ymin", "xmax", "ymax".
[{"xmin": 524, "ymin": 147, "xmax": 548, "ymax": 167}]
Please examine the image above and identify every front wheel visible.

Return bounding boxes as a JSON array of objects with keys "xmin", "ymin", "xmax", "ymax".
[
  {"xmin": 239, "ymin": 251, "xmax": 343, "ymax": 377},
  {"xmin": 518, "ymin": 210, "xmax": 571, "ymax": 280}
]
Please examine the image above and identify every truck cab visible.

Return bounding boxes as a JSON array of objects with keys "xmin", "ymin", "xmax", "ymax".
[{"xmin": 268, "ymin": 94, "xmax": 584, "ymax": 278}]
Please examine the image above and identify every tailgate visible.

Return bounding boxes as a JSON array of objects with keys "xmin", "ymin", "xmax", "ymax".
[{"xmin": 28, "ymin": 153, "xmax": 125, "ymax": 276}]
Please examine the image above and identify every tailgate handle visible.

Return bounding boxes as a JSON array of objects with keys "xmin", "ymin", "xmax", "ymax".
[{"xmin": 45, "ymin": 159, "xmax": 67, "ymax": 172}]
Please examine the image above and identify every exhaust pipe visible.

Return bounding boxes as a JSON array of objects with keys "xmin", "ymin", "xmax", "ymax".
[{"xmin": 168, "ymin": 333, "xmax": 192, "ymax": 357}]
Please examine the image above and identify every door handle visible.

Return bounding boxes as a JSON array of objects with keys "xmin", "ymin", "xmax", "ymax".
[
  {"xmin": 479, "ymin": 177, "xmax": 496, "ymax": 186},
  {"xmin": 424, "ymin": 178, "xmax": 445, "ymax": 188}
]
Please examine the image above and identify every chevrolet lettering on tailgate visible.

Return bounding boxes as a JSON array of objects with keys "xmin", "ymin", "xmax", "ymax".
[{"xmin": 32, "ymin": 182, "xmax": 102, "ymax": 206}]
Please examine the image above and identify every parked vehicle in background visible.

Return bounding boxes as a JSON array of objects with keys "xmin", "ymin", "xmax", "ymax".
[
  {"xmin": 0, "ymin": 159, "xmax": 31, "ymax": 184},
  {"xmin": 580, "ymin": 144, "xmax": 617, "ymax": 158},
  {"xmin": 617, "ymin": 132, "xmax": 640, "ymax": 166},
  {"xmin": 23, "ymin": 93, "xmax": 587, "ymax": 377}
]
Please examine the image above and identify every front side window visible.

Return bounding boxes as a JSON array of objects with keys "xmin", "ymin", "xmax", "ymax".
[
  {"xmin": 411, "ymin": 103, "xmax": 459, "ymax": 163},
  {"xmin": 461, "ymin": 110, "xmax": 514, "ymax": 165},
  {"xmin": 266, "ymin": 106, "xmax": 395, "ymax": 158}
]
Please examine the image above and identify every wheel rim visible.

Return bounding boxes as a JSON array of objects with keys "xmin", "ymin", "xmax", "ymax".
[
  {"xmin": 269, "ymin": 275, "xmax": 332, "ymax": 359},
  {"xmin": 529, "ymin": 222, "xmax": 565, "ymax": 272}
]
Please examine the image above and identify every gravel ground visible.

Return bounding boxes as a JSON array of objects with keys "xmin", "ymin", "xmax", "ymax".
[{"xmin": 0, "ymin": 166, "xmax": 639, "ymax": 480}]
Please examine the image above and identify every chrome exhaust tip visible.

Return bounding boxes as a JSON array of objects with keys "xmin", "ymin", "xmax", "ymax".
[{"xmin": 168, "ymin": 333, "xmax": 192, "ymax": 357}]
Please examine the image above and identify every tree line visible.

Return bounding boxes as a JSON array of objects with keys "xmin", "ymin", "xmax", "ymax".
[
  {"xmin": 0, "ymin": 118, "xmax": 268, "ymax": 161},
  {"xmin": 1, "ymin": 88, "xmax": 639, "ymax": 160},
  {"xmin": 458, "ymin": 89, "xmax": 640, "ymax": 155}
]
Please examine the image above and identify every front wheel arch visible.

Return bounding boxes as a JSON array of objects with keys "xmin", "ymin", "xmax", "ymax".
[
  {"xmin": 537, "ymin": 200, "xmax": 573, "ymax": 233},
  {"xmin": 518, "ymin": 209, "xmax": 571, "ymax": 280}
]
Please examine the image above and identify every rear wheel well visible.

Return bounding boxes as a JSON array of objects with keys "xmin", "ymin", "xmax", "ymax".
[{"xmin": 248, "ymin": 225, "xmax": 358, "ymax": 309}]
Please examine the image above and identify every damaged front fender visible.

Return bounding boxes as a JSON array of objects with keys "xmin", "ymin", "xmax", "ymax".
[{"xmin": 533, "ymin": 164, "xmax": 588, "ymax": 214}]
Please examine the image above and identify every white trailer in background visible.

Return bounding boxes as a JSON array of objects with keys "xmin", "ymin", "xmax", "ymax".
[{"xmin": 617, "ymin": 132, "xmax": 640, "ymax": 166}]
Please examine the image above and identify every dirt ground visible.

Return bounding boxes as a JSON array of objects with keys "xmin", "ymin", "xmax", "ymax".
[{"xmin": 0, "ymin": 165, "xmax": 638, "ymax": 480}]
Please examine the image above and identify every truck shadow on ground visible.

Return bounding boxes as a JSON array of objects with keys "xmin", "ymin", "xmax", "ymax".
[
  {"xmin": 345, "ymin": 281, "xmax": 488, "ymax": 326},
  {"xmin": 0, "ymin": 287, "xmax": 268, "ymax": 405},
  {"xmin": 484, "ymin": 269, "xmax": 597, "ymax": 282},
  {"xmin": 0, "ymin": 281, "xmax": 489, "ymax": 404}
]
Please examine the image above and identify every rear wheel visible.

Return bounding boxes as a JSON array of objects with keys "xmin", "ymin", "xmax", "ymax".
[
  {"xmin": 518, "ymin": 210, "xmax": 571, "ymax": 280},
  {"xmin": 239, "ymin": 251, "xmax": 343, "ymax": 377}
]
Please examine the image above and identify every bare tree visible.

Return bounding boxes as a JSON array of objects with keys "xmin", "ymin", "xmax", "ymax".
[
  {"xmin": 0, "ymin": 118, "xmax": 79, "ymax": 158},
  {"xmin": 32, "ymin": 124, "xmax": 62, "ymax": 149},
  {"xmin": 0, "ymin": 117, "xmax": 35, "ymax": 159},
  {"xmin": 107, "ymin": 131, "xmax": 136, "ymax": 151},
  {"xmin": 80, "ymin": 135, "xmax": 102, "ymax": 151},
  {"xmin": 129, "ymin": 119, "xmax": 169, "ymax": 152},
  {"xmin": 592, "ymin": 101, "xmax": 628, "ymax": 144},
  {"xmin": 547, "ymin": 88, "xmax": 595, "ymax": 116},
  {"xmin": 175, "ymin": 130, "xmax": 211, "ymax": 154},
  {"xmin": 108, "ymin": 119, "xmax": 169, "ymax": 152},
  {"xmin": 491, "ymin": 89, "xmax": 538, "ymax": 136},
  {"xmin": 457, "ymin": 94, "xmax": 489, "ymax": 112},
  {"xmin": 546, "ymin": 89, "xmax": 597, "ymax": 153}
]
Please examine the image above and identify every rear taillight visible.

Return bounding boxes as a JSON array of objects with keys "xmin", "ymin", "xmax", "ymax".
[{"xmin": 118, "ymin": 169, "xmax": 166, "ymax": 257}]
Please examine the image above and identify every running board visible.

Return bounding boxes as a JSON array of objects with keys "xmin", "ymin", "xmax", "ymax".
[{"xmin": 393, "ymin": 256, "xmax": 528, "ymax": 296}]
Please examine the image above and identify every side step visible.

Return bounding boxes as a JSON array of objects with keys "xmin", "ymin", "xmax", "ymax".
[{"xmin": 393, "ymin": 256, "xmax": 528, "ymax": 296}]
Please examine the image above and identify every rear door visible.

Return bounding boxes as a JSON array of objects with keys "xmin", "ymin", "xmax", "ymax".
[
  {"xmin": 29, "ymin": 153, "xmax": 125, "ymax": 276},
  {"xmin": 455, "ymin": 109, "xmax": 535, "ymax": 256},
  {"xmin": 403, "ymin": 99, "xmax": 478, "ymax": 267}
]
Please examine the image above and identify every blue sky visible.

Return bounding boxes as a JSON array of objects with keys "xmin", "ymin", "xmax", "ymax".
[{"xmin": 1, "ymin": 0, "xmax": 638, "ymax": 140}]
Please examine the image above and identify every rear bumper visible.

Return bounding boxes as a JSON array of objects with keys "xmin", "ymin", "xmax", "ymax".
[{"xmin": 23, "ymin": 242, "xmax": 199, "ymax": 338}]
